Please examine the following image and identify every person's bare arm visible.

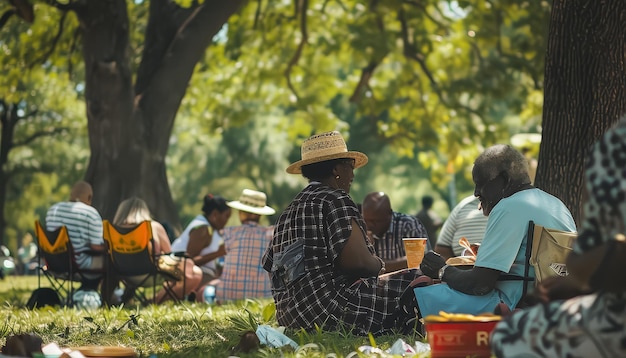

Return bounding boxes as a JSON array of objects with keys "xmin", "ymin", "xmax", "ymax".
[
  {"xmin": 151, "ymin": 221, "xmax": 172, "ymax": 254},
  {"xmin": 384, "ymin": 256, "xmax": 407, "ymax": 272},
  {"xmin": 444, "ymin": 266, "xmax": 501, "ymax": 295},
  {"xmin": 337, "ymin": 219, "xmax": 383, "ymax": 277},
  {"xmin": 434, "ymin": 245, "xmax": 455, "ymax": 261},
  {"xmin": 89, "ymin": 243, "xmax": 106, "ymax": 252},
  {"xmin": 186, "ymin": 226, "xmax": 213, "ymax": 265}
]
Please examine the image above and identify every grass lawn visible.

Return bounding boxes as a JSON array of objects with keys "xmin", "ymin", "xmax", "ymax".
[{"xmin": 0, "ymin": 275, "xmax": 429, "ymax": 357}]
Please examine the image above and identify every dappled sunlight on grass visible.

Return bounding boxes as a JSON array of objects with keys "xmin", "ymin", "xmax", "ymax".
[{"xmin": 0, "ymin": 276, "xmax": 430, "ymax": 357}]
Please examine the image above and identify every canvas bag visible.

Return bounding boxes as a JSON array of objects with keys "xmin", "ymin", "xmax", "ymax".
[{"xmin": 529, "ymin": 224, "xmax": 577, "ymax": 284}]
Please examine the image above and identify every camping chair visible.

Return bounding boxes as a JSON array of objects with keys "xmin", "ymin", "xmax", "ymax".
[
  {"xmin": 498, "ymin": 220, "xmax": 577, "ymax": 310},
  {"xmin": 102, "ymin": 220, "xmax": 185, "ymax": 305},
  {"xmin": 33, "ymin": 220, "xmax": 105, "ymax": 307}
]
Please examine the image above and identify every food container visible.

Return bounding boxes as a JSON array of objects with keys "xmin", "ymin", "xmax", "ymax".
[{"xmin": 425, "ymin": 315, "xmax": 500, "ymax": 358}]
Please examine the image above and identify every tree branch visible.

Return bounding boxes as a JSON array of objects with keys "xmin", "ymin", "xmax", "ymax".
[
  {"xmin": 45, "ymin": 0, "xmax": 80, "ymax": 11},
  {"xmin": 402, "ymin": 0, "xmax": 449, "ymax": 33},
  {"xmin": 349, "ymin": 61, "xmax": 379, "ymax": 103},
  {"xmin": 0, "ymin": 9, "xmax": 16, "ymax": 30},
  {"xmin": 13, "ymin": 127, "xmax": 69, "ymax": 148},
  {"xmin": 29, "ymin": 11, "xmax": 67, "ymax": 68},
  {"xmin": 284, "ymin": 0, "xmax": 308, "ymax": 101}
]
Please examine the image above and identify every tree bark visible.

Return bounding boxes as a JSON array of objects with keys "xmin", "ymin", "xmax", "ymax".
[
  {"xmin": 0, "ymin": 102, "xmax": 18, "ymax": 246},
  {"xmin": 76, "ymin": 0, "xmax": 246, "ymax": 229},
  {"xmin": 536, "ymin": 0, "xmax": 626, "ymax": 226}
]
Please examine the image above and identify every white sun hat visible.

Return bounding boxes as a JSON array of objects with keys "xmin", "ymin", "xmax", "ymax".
[{"xmin": 227, "ymin": 189, "xmax": 276, "ymax": 216}]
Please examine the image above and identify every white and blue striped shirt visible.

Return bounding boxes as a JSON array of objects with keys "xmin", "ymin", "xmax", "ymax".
[{"xmin": 45, "ymin": 201, "xmax": 104, "ymax": 269}]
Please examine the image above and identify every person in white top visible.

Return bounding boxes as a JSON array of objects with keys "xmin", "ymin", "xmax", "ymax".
[
  {"xmin": 435, "ymin": 195, "xmax": 489, "ymax": 260},
  {"xmin": 171, "ymin": 194, "xmax": 232, "ymax": 300}
]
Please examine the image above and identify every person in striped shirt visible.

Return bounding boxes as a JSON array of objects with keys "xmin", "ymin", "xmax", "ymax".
[
  {"xmin": 45, "ymin": 181, "xmax": 106, "ymax": 289},
  {"xmin": 434, "ymin": 195, "xmax": 488, "ymax": 260}
]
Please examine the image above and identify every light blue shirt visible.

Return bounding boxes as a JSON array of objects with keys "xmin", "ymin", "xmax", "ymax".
[{"xmin": 415, "ymin": 189, "xmax": 576, "ymax": 316}]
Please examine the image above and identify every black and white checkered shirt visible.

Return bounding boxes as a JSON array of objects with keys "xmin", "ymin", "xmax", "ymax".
[{"xmin": 262, "ymin": 182, "xmax": 420, "ymax": 335}]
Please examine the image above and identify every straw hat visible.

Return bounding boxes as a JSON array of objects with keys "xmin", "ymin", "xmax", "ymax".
[
  {"xmin": 227, "ymin": 189, "xmax": 276, "ymax": 216},
  {"xmin": 286, "ymin": 131, "xmax": 368, "ymax": 174}
]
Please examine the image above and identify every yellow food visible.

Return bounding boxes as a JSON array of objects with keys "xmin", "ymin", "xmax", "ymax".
[{"xmin": 423, "ymin": 311, "xmax": 502, "ymax": 323}]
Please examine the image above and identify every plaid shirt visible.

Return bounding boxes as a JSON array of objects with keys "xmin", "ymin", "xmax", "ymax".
[
  {"xmin": 372, "ymin": 212, "xmax": 430, "ymax": 260},
  {"xmin": 216, "ymin": 221, "xmax": 273, "ymax": 302},
  {"xmin": 262, "ymin": 182, "xmax": 420, "ymax": 335}
]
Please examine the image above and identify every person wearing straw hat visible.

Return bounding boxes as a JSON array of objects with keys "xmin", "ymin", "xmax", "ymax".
[
  {"xmin": 262, "ymin": 131, "xmax": 425, "ymax": 335},
  {"xmin": 212, "ymin": 189, "xmax": 276, "ymax": 302}
]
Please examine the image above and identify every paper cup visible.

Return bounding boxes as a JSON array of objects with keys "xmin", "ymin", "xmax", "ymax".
[{"xmin": 402, "ymin": 238, "xmax": 428, "ymax": 268}]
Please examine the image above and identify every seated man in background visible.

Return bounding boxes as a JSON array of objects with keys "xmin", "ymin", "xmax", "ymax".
[
  {"xmin": 212, "ymin": 189, "xmax": 275, "ymax": 303},
  {"xmin": 362, "ymin": 192, "xmax": 430, "ymax": 272},
  {"xmin": 435, "ymin": 195, "xmax": 488, "ymax": 261},
  {"xmin": 45, "ymin": 181, "xmax": 111, "ymax": 301}
]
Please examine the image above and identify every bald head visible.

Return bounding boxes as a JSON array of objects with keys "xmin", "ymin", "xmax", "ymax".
[
  {"xmin": 362, "ymin": 192, "xmax": 393, "ymax": 238},
  {"xmin": 70, "ymin": 181, "xmax": 93, "ymax": 205}
]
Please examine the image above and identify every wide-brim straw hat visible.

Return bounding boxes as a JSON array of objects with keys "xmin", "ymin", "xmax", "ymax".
[
  {"xmin": 227, "ymin": 189, "xmax": 276, "ymax": 216},
  {"xmin": 286, "ymin": 131, "xmax": 368, "ymax": 174}
]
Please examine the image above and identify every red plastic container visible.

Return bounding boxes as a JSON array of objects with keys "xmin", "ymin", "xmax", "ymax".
[{"xmin": 425, "ymin": 319, "xmax": 499, "ymax": 358}]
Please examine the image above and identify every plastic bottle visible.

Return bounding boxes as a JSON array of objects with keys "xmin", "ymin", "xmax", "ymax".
[{"xmin": 203, "ymin": 285, "xmax": 216, "ymax": 304}]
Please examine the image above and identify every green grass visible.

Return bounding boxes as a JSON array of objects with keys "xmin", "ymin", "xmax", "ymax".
[{"xmin": 0, "ymin": 275, "xmax": 429, "ymax": 357}]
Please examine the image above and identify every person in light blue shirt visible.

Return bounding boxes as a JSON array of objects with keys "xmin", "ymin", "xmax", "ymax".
[{"xmin": 414, "ymin": 144, "xmax": 576, "ymax": 317}]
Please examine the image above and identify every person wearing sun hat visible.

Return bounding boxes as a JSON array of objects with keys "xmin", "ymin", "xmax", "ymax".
[
  {"xmin": 262, "ymin": 131, "xmax": 425, "ymax": 336},
  {"xmin": 212, "ymin": 189, "xmax": 276, "ymax": 302}
]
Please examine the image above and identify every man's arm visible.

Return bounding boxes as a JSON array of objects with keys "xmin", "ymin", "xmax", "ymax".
[
  {"xmin": 383, "ymin": 256, "xmax": 407, "ymax": 272},
  {"xmin": 434, "ymin": 245, "xmax": 455, "ymax": 261}
]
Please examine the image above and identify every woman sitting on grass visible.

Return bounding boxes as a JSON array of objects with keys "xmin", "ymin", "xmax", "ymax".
[
  {"xmin": 113, "ymin": 197, "xmax": 202, "ymax": 304},
  {"xmin": 262, "ymin": 131, "xmax": 423, "ymax": 336}
]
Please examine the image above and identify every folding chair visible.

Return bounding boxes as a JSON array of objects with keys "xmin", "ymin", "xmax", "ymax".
[
  {"xmin": 33, "ymin": 220, "xmax": 104, "ymax": 307},
  {"xmin": 102, "ymin": 220, "xmax": 185, "ymax": 305},
  {"xmin": 498, "ymin": 221, "xmax": 577, "ymax": 311}
]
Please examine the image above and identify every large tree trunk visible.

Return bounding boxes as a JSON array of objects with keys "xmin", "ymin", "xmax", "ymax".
[
  {"xmin": 536, "ymin": 0, "xmax": 626, "ymax": 226},
  {"xmin": 75, "ymin": 0, "xmax": 246, "ymax": 229}
]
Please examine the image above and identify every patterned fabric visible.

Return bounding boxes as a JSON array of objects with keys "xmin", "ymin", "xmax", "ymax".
[
  {"xmin": 575, "ymin": 119, "xmax": 626, "ymax": 254},
  {"xmin": 262, "ymin": 182, "xmax": 421, "ymax": 335},
  {"xmin": 372, "ymin": 211, "xmax": 430, "ymax": 260},
  {"xmin": 491, "ymin": 117, "xmax": 626, "ymax": 357},
  {"xmin": 436, "ymin": 195, "xmax": 488, "ymax": 256},
  {"xmin": 491, "ymin": 292, "xmax": 626, "ymax": 357},
  {"xmin": 216, "ymin": 221, "xmax": 273, "ymax": 302},
  {"xmin": 45, "ymin": 201, "xmax": 104, "ymax": 269}
]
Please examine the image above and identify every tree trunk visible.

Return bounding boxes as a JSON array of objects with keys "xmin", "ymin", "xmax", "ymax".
[
  {"xmin": 536, "ymin": 0, "xmax": 626, "ymax": 226},
  {"xmin": 0, "ymin": 103, "xmax": 18, "ymax": 246},
  {"xmin": 77, "ymin": 0, "xmax": 246, "ymax": 230}
]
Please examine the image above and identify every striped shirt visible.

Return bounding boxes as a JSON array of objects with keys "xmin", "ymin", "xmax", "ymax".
[
  {"xmin": 216, "ymin": 221, "xmax": 273, "ymax": 302},
  {"xmin": 45, "ymin": 201, "xmax": 104, "ymax": 269},
  {"xmin": 436, "ymin": 195, "xmax": 488, "ymax": 256},
  {"xmin": 372, "ymin": 211, "xmax": 430, "ymax": 260}
]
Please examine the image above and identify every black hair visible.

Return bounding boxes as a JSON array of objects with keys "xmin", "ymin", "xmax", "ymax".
[
  {"xmin": 301, "ymin": 158, "xmax": 351, "ymax": 181},
  {"xmin": 422, "ymin": 195, "xmax": 434, "ymax": 208},
  {"xmin": 201, "ymin": 194, "xmax": 230, "ymax": 214}
]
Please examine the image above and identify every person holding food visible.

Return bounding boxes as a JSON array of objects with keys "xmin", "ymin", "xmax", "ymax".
[
  {"xmin": 415, "ymin": 144, "xmax": 576, "ymax": 316},
  {"xmin": 491, "ymin": 117, "xmax": 626, "ymax": 357}
]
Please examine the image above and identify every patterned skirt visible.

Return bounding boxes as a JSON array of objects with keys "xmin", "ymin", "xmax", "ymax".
[{"xmin": 491, "ymin": 291, "xmax": 626, "ymax": 357}]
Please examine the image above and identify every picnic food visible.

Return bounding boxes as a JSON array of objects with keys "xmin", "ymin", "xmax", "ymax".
[
  {"xmin": 424, "ymin": 311, "xmax": 502, "ymax": 322},
  {"xmin": 445, "ymin": 255, "xmax": 476, "ymax": 266}
]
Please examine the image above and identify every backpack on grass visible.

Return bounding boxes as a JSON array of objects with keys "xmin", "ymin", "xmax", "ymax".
[{"xmin": 26, "ymin": 287, "xmax": 61, "ymax": 309}]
